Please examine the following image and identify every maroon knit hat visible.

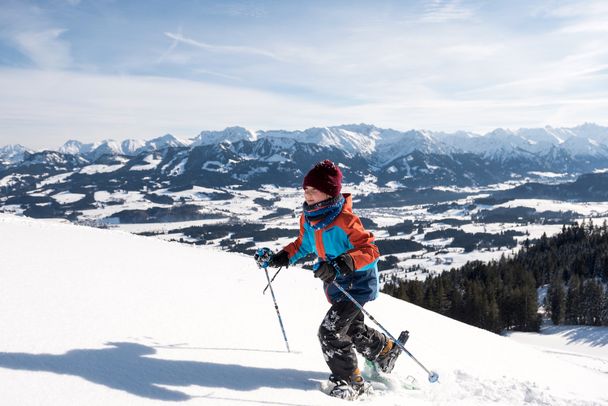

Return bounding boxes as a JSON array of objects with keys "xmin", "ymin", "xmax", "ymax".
[{"xmin": 302, "ymin": 160, "xmax": 343, "ymax": 197}]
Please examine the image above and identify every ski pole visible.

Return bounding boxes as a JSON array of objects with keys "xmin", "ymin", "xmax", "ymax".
[
  {"xmin": 263, "ymin": 266, "xmax": 283, "ymax": 295},
  {"xmin": 255, "ymin": 249, "xmax": 290, "ymax": 352},
  {"xmin": 332, "ymin": 281, "xmax": 439, "ymax": 383},
  {"xmin": 263, "ymin": 267, "xmax": 291, "ymax": 352}
]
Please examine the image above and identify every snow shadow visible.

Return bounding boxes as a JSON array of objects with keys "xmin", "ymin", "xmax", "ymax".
[
  {"xmin": 542, "ymin": 325, "xmax": 608, "ymax": 347},
  {"xmin": 0, "ymin": 342, "xmax": 326, "ymax": 401}
]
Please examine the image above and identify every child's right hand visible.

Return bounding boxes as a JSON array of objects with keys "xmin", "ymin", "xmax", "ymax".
[{"xmin": 268, "ymin": 250, "xmax": 289, "ymax": 268}]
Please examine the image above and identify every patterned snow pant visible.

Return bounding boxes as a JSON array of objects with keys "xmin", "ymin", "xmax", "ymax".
[{"xmin": 318, "ymin": 300, "xmax": 387, "ymax": 380}]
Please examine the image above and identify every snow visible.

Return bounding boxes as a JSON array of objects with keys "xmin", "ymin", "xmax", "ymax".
[
  {"xmin": 36, "ymin": 172, "xmax": 74, "ymax": 187},
  {"xmin": 28, "ymin": 190, "xmax": 55, "ymax": 197},
  {"xmin": 94, "ymin": 190, "xmax": 145, "ymax": 205},
  {"xmin": 157, "ymin": 186, "xmax": 224, "ymax": 200},
  {"xmin": 167, "ymin": 158, "xmax": 188, "ymax": 176},
  {"xmin": 0, "ymin": 213, "xmax": 606, "ymax": 405},
  {"xmin": 507, "ymin": 325, "xmax": 608, "ymax": 376},
  {"xmin": 0, "ymin": 174, "xmax": 23, "ymax": 188},
  {"xmin": 527, "ymin": 171, "xmax": 567, "ymax": 178},
  {"xmin": 130, "ymin": 155, "xmax": 163, "ymax": 171},
  {"xmin": 202, "ymin": 160, "xmax": 229, "ymax": 172},
  {"xmin": 193, "ymin": 126, "xmax": 257, "ymax": 146},
  {"xmin": 79, "ymin": 164, "xmax": 124, "ymax": 174},
  {"xmin": 51, "ymin": 191, "xmax": 86, "ymax": 204},
  {"xmin": 15, "ymin": 123, "xmax": 608, "ymax": 167},
  {"xmin": 494, "ymin": 199, "xmax": 608, "ymax": 217},
  {"xmin": 114, "ymin": 218, "xmax": 228, "ymax": 234}
]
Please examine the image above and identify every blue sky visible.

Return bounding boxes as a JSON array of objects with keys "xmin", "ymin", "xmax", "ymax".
[{"xmin": 1, "ymin": 0, "xmax": 608, "ymax": 149}]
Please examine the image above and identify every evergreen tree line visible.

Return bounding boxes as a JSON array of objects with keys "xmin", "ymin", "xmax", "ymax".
[{"xmin": 381, "ymin": 222, "xmax": 608, "ymax": 333}]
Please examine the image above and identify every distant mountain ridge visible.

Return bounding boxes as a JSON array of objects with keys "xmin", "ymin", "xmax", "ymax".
[
  {"xmin": 3, "ymin": 122, "xmax": 608, "ymax": 221},
  {"xmin": 56, "ymin": 134, "xmax": 191, "ymax": 161},
  {"xmin": 3, "ymin": 123, "xmax": 608, "ymax": 166}
]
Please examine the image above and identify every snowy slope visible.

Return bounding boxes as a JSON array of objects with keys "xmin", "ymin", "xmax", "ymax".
[{"xmin": 0, "ymin": 214, "xmax": 606, "ymax": 406}]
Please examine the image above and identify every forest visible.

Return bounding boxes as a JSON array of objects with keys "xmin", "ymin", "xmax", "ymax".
[{"xmin": 381, "ymin": 221, "xmax": 608, "ymax": 333}]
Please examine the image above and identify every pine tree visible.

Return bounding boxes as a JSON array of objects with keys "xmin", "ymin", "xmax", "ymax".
[
  {"xmin": 565, "ymin": 275, "xmax": 582, "ymax": 324},
  {"xmin": 582, "ymin": 279, "xmax": 604, "ymax": 326},
  {"xmin": 548, "ymin": 273, "xmax": 565, "ymax": 325}
]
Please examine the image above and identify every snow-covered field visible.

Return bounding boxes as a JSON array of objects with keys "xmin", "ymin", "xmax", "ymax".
[
  {"xmin": 0, "ymin": 213, "xmax": 606, "ymax": 405},
  {"xmin": 9, "ymin": 169, "xmax": 607, "ymax": 278},
  {"xmin": 39, "ymin": 180, "xmax": 596, "ymax": 278},
  {"xmin": 507, "ymin": 326, "xmax": 608, "ymax": 377}
]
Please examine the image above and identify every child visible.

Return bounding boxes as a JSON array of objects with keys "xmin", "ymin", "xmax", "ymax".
[{"xmin": 261, "ymin": 160, "xmax": 401, "ymax": 400}]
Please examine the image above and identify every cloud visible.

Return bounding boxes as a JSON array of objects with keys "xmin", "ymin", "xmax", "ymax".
[
  {"xmin": 0, "ymin": 2, "xmax": 72, "ymax": 69},
  {"xmin": 0, "ymin": 68, "xmax": 332, "ymax": 148},
  {"xmin": 1, "ymin": 1, "xmax": 608, "ymax": 148},
  {"xmin": 12, "ymin": 29, "xmax": 72, "ymax": 69},
  {"xmin": 420, "ymin": 0, "xmax": 476, "ymax": 22},
  {"xmin": 561, "ymin": 21, "xmax": 608, "ymax": 33},
  {"xmin": 540, "ymin": 0, "xmax": 608, "ymax": 33},
  {"xmin": 543, "ymin": 0, "xmax": 608, "ymax": 18},
  {"xmin": 193, "ymin": 69, "xmax": 242, "ymax": 81},
  {"xmin": 163, "ymin": 32, "xmax": 285, "ymax": 62},
  {"xmin": 1, "ymin": 68, "xmax": 607, "ymax": 150}
]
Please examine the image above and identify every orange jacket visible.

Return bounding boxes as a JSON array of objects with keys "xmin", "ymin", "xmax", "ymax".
[{"xmin": 283, "ymin": 194, "xmax": 380, "ymax": 303}]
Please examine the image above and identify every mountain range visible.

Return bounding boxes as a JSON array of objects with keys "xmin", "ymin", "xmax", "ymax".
[
  {"xmin": 3, "ymin": 123, "xmax": 608, "ymax": 222},
  {"xmin": 3, "ymin": 123, "xmax": 608, "ymax": 166}
]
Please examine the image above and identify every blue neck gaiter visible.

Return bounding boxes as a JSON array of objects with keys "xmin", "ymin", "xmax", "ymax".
[{"xmin": 303, "ymin": 195, "xmax": 345, "ymax": 230}]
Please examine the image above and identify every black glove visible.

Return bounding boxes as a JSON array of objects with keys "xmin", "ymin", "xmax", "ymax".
[
  {"xmin": 314, "ymin": 254, "xmax": 355, "ymax": 283},
  {"xmin": 314, "ymin": 262, "xmax": 337, "ymax": 283},
  {"xmin": 269, "ymin": 250, "xmax": 289, "ymax": 268},
  {"xmin": 331, "ymin": 253, "xmax": 355, "ymax": 276}
]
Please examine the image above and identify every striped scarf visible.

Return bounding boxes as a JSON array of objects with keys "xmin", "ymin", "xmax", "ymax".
[{"xmin": 303, "ymin": 195, "xmax": 345, "ymax": 230}]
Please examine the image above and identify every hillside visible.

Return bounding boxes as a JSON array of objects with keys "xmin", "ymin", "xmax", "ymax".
[{"xmin": 0, "ymin": 213, "xmax": 606, "ymax": 405}]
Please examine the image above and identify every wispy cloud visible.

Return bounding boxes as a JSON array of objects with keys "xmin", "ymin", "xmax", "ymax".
[
  {"xmin": 193, "ymin": 69, "xmax": 242, "ymax": 81},
  {"xmin": 157, "ymin": 27, "xmax": 182, "ymax": 64},
  {"xmin": 540, "ymin": 0, "xmax": 608, "ymax": 33},
  {"xmin": 543, "ymin": 0, "xmax": 608, "ymax": 18},
  {"xmin": 12, "ymin": 29, "xmax": 72, "ymax": 69},
  {"xmin": 1, "ymin": 1, "xmax": 608, "ymax": 147},
  {"xmin": 2, "ymin": 68, "xmax": 608, "ymax": 149},
  {"xmin": 561, "ymin": 21, "xmax": 608, "ymax": 33},
  {"xmin": 420, "ymin": 0, "xmax": 476, "ymax": 22},
  {"xmin": 164, "ymin": 32, "xmax": 285, "ymax": 62},
  {"xmin": 0, "ymin": 2, "xmax": 72, "ymax": 69}
]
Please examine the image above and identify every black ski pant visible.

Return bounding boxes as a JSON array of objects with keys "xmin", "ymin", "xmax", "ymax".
[{"xmin": 318, "ymin": 300, "xmax": 387, "ymax": 380}]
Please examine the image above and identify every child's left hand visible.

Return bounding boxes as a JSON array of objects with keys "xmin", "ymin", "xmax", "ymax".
[
  {"xmin": 313, "ymin": 262, "xmax": 337, "ymax": 283},
  {"xmin": 314, "ymin": 254, "xmax": 355, "ymax": 283}
]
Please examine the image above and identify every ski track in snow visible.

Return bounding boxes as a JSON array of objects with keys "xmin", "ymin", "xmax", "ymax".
[{"xmin": 0, "ymin": 213, "xmax": 607, "ymax": 406}]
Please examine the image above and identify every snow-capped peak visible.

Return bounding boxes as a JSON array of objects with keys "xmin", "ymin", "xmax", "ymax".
[
  {"xmin": 0, "ymin": 144, "xmax": 33, "ymax": 164},
  {"xmin": 192, "ymin": 126, "xmax": 257, "ymax": 146},
  {"xmin": 121, "ymin": 139, "xmax": 147, "ymax": 155},
  {"xmin": 7, "ymin": 123, "xmax": 608, "ymax": 164},
  {"xmin": 59, "ymin": 140, "xmax": 86, "ymax": 155},
  {"xmin": 145, "ymin": 134, "xmax": 191, "ymax": 150}
]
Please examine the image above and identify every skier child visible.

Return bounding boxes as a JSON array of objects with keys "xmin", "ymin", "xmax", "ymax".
[{"xmin": 257, "ymin": 160, "xmax": 402, "ymax": 400}]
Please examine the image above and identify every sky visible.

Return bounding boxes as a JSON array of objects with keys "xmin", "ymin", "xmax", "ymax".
[{"xmin": 1, "ymin": 0, "xmax": 608, "ymax": 149}]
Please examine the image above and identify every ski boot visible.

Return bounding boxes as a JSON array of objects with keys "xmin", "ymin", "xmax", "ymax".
[
  {"xmin": 375, "ymin": 330, "xmax": 409, "ymax": 373},
  {"xmin": 328, "ymin": 370, "xmax": 373, "ymax": 400}
]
